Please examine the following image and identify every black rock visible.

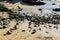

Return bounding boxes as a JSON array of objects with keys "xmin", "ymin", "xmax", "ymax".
[
  {"xmin": 48, "ymin": 25, "xmax": 52, "ymax": 27},
  {"xmin": 46, "ymin": 31, "xmax": 49, "ymax": 34},
  {"xmin": 16, "ymin": 23, "xmax": 19, "ymax": 25},
  {"xmin": 31, "ymin": 29, "xmax": 36, "ymax": 34},
  {"xmin": 52, "ymin": 3, "xmax": 56, "ymax": 5},
  {"xmin": 12, "ymin": 25, "xmax": 17, "ymax": 30},
  {"xmin": 22, "ymin": 30, "xmax": 25, "ymax": 32},
  {"xmin": 38, "ymin": 8, "xmax": 42, "ymax": 11},
  {"xmin": 53, "ymin": 8, "xmax": 60, "ymax": 12},
  {"xmin": 2, "ymin": 26, "xmax": 7, "ymax": 29},
  {"xmin": 22, "ymin": 0, "xmax": 45, "ymax": 5},
  {"xmin": 29, "ymin": 22, "xmax": 31, "ymax": 26},
  {"xmin": 4, "ymin": 31, "xmax": 11, "ymax": 36},
  {"xmin": 39, "ymin": 28, "xmax": 41, "ymax": 30},
  {"xmin": 53, "ymin": 26, "xmax": 58, "ymax": 29}
]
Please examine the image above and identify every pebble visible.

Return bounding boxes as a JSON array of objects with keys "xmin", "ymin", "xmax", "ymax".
[
  {"xmin": 16, "ymin": 23, "xmax": 19, "ymax": 25},
  {"xmin": 39, "ymin": 28, "xmax": 41, "ymax": 30},
  {"xmin": 11, "ymin": 25, "xmax": 17, "ymax": 30},
  {"xmin": 46, "ymin": 31, "xmax": 49, "ymax": 34},
  {"xmin": 22, "ymin": 30, "xmax": 25, "ymax": 32},
  {"xmin": 29, "ymin": 21, "xmax": 31, "ymax": 26},
  {"xmin": 4, "ymin": 31, "xmax": 11, "ymax": 36},
  {"xmin": 53, "ymin": 26, "xmax": 58, "ymax": 29},
  {"xmin": 31, "ymin": 29, "xmax": 36, "ymax": 34}
]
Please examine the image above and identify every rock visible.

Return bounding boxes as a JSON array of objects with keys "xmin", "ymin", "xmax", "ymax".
[
  {"xmin": 22, "ymin": 0, "xmax": 45, "ymax": 5},
  {"xmin": 53, "ymin": 8, "xmax": 60, "ymax": 12}
]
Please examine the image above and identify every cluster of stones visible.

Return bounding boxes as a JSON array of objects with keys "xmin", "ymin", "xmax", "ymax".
[
  {"xmin": 0, "ymin": 4, "xmax": 60, "ymax": 36},
  {"xmin": 4, "ymin": 9, "xmax": 60, "ymax": 35}
]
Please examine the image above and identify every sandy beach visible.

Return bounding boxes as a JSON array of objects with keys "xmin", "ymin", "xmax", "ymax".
[{"xmin": 0, "ymin": 1, "xmax": 60, "ymax": 40}]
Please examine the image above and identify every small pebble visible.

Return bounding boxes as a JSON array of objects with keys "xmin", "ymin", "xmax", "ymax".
[
  {"xmin": 53, "ymin": 26, "xmax": 58, "ymax": 29},
  {"xmin": 31, "ymin": 29, "xmax": 36, "ymax": 34},
  {"xmin": 48, "ymin": 25, "xmax": 52, "ymax": 27},
  {"xmin": 16, "ymin": 23, "xmax": 19, "ymax": 25},
  {"xmin": 46, "ymin": 31, "xmax": 49, "ymax": 34},
  {"xmin": 22, "ymin": 30, "xmax": 25, "ymax": 32},
  {"xmin": 39, "ymin": 28, "xmax": 41, "ymax": 30},
  {"xmin": 4, "ymin": 31, "xmax": 11, "ymax": 36}
]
